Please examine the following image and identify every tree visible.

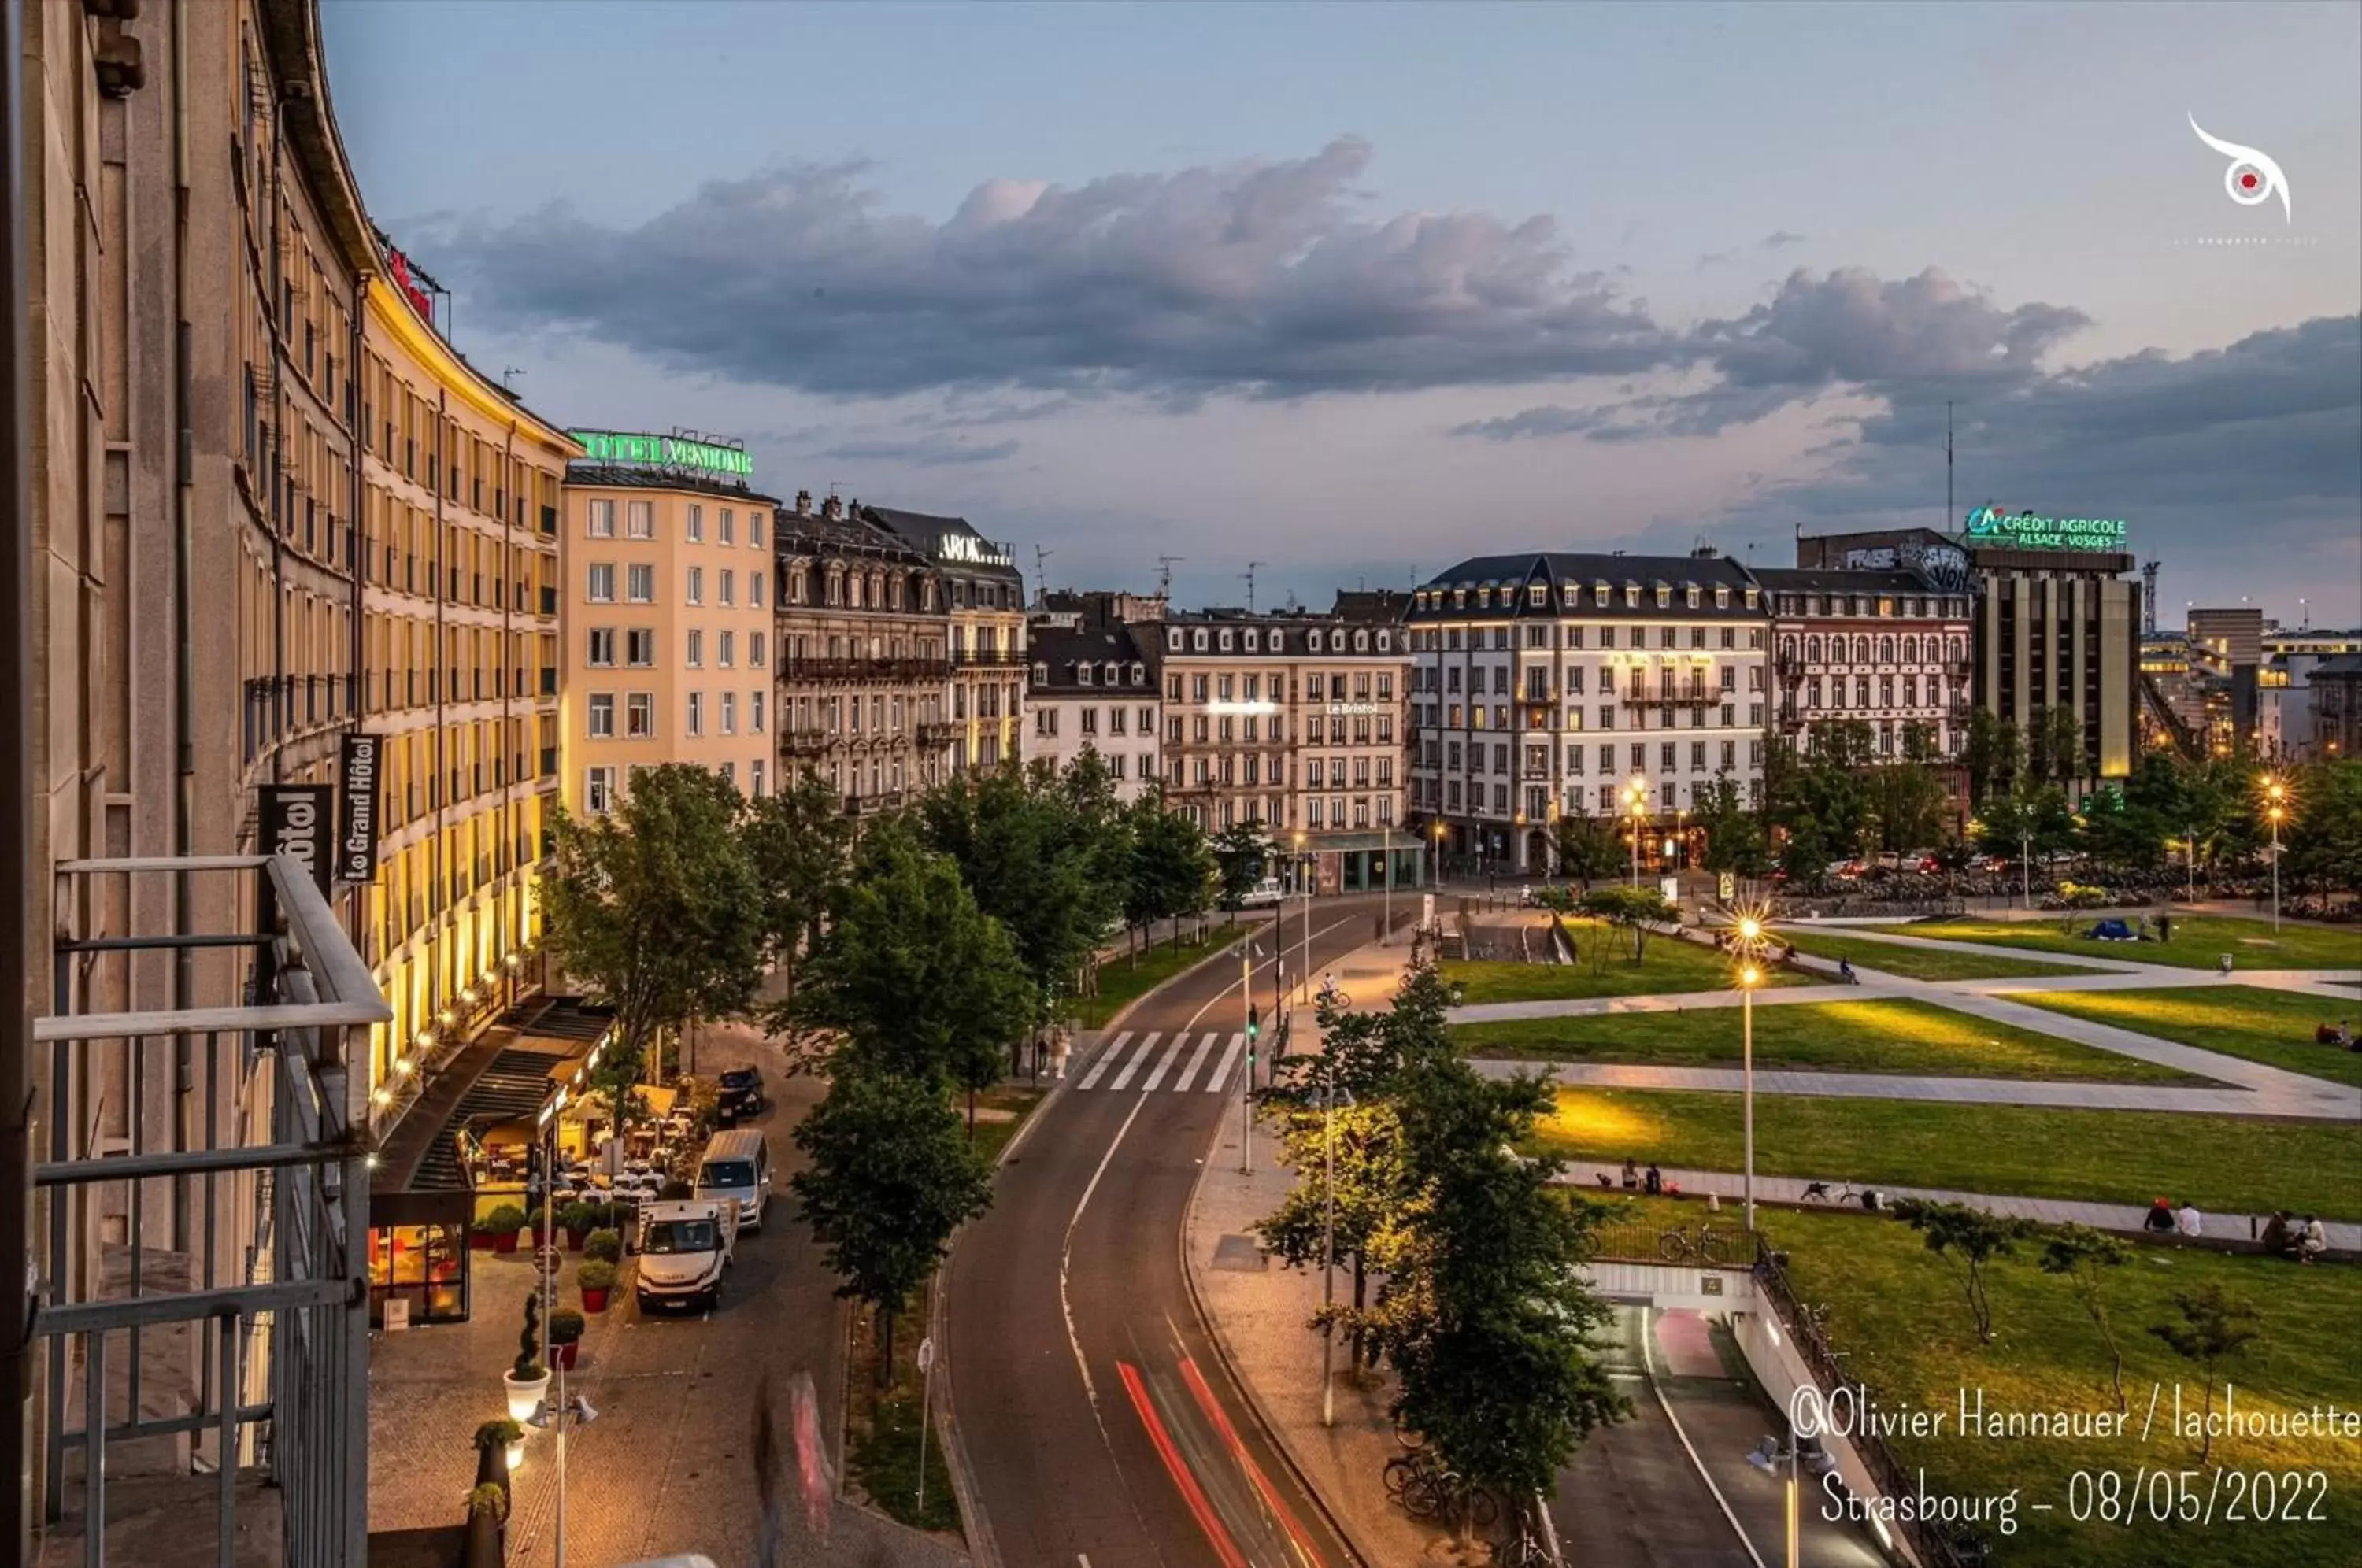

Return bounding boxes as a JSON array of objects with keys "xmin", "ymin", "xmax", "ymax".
[
  {"xmin": 1692, "ymin": 774, "xmax": 1772, "ymax": 878},
  {"xmin": 1212, "ymin": 818, "xmax": 1272, "ymax": 912},
  {"xmin": 1122, "ymin": 790, "xmax": 1215, "ymax": 949},
  {"xmin": 1255, "ymin": 1099, "xmax": 1409, "ymax": 1371},
  {"xmin": 784, "ymin": 817, "xmax": 1035, "ymax": 1116},
  {"xmin": 1864, "ymin": 756, "xmax": 1949, "ymax": 854},
  {"xmin": 2286, "ymin": 759, "xmax": 2362, "ymax": 893},
  {"xmin": 2148, "ymin": 1285, "xmax": 2262, "ymax": 1463},
  {"xmin": 1551, "ymin": 812, "xmax": 1625, "ymax": 886},
  {"xmin": 542, "ymin": 764, "xmax": 761, "ymax": 1131},
  {"xmin": 1961, "ymin": 708, "xmax": 2023, "ymax": 804},
  {"xmin": 1579, "ymin": 884, "xmax": 1675, "ymax": 965},
  {"xmin": 2038, "ymin": 1225, "xmax": 2131, "ymax": 1412},
  {"xmin": 739, "ymin": 767, "xmax": 852, "ymax": 998},
  {"xmin": 790, "ymin": 1067, "xmax": 994, "ymax": 1379},
  {"xmin": 1892, "ymin": 1200, "xmax": 2036, "ymax": 1344},
  {"xmin": 2031, "ymin": 704, "xmax": 2085, "ymax": 785}
]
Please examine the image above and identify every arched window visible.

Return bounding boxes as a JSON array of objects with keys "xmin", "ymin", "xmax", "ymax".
[
  {"xmin": 1805, "ymin": 635, "xmax": 1822, "ymax": 663},
  {"xmin": 1853, "ymin": 634, "xmax": 1871, "ymax": 664},
  {"xmin": 1878, "ymin": 635, "xmax": 1895, "ymax": 663},
  {"xmin": 1949, "ymin": 635, "xmax": 1965, "ymax": 662},
  {"xmin": 1901, "ymin": 634, "xmax": 1918, "ymax": 664},
  {"xmin": 1780, "ymin": 635, "xmax": 1800, "ymax": 662}
]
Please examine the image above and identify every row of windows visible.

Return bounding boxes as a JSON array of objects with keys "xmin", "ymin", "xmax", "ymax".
[
  {"xmin": 1035, "ymin": 660, "xmax": 1149, "ymax": 688},
  {"xmin": 1781, "ymin": 634, "xmax": 1967, "ymax": 665},
  {"xmin": 1168, "ymin": 753, "xmax": 1401, "ymax": 790},
  {"xmin": 1424, "ymin": 778, "xmax": 1764, "ymax": 816},
  {"xmin": 1436, "ymin": 739, "xmax": 1752, "ymax": 777},
  {"xmin": 1795, "ymin": 675, "xmax": 1952, "ymax": 711},
  {"xmin": 1435, "ymin": 663, "xmax": 1757, "ymax": 697},
  {"xmin": 781, "ymin": 563, "xmax": 937, "ymax": 613},
  {"xmin": 782, "ymin": 692, "xmax": 948, "ymax": 735},
  {"xmin": 585, "ymin": 497, "xmax": 769, "ymax": 549},
  {"xmin": 1168, "ymin": 671, "xmax": 1398, "ymax": 704},
  {"xmin": 1422, "ymin": 701, "xmax": 1766, "ymax": 733},
  {"xmin": 1165, "ymin": 623, "xmax": 1397, "ymax": 656},
  {"xmin": 1034, "ymin": 704, "xmax": 1157, "ymax": 738},
  {"xmin": 1420, "ymin": 623, "xmax": 1761, "ymax": 653},
  {"xmin": 1168, "ymin": 712, "xmax": 1398, "ymax": 746},
  {"xmin": 1418, "ymin": 579, "xmax": 1759, "ymax": 614},
  {"xmin": 583, "ymin": 626, "xmax": 769, "ymax": 671},
  {"xmin": 583, "ymin": 688, "xmax": 769, "ymax": 741},
  {"xmin": 584, "ymin": 757, "xmax": 772, "ymax": 814},
  {"xmin": 583, "ymin": 562, "xmax": 766, "ymax": 608},
  {"xmin": 1774, "ymin": 593, "xmax": 1971, "ymax": 619}
]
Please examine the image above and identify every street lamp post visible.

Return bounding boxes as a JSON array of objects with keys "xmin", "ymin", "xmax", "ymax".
[
  {"xmin": 1623, "ymin": 778, "xmax": 1646, "ymax": 888},
  {"xmin": 2020, "ymin": 830, "xmax": 2031, "ymax": 912},
  {"xmin": 1239, "ymin": 941, "xmax": 1255, "ymax": 1171},
  {"xmin": 2264, "ymin": 776, "xmax": 2287, "ymax": 931},
  {"xmin": 1319, "ymin": 1063, "xmax": 1337, "ymax": 1429},
  {"xmin": 1382, "ymin": 823, "xmax": 1394, "ymax": 944},
  {"xmin": 1294, "ymin": 833, "xmax": 1311, "ymax": 1007},
  {"xmin": 1735, "ymin": 915, "xmax": 1766, "ymax": 1232}
]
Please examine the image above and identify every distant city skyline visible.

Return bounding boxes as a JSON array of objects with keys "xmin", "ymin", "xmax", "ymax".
[{"xmin": 321, "ymin": 0, "xmax": 2361, "ymax": 620}]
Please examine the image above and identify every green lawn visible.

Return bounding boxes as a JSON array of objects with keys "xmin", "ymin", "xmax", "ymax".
[
  {"xmin": 1533, "ymin": 1087, "xmax": 2362, "ymax": 1219},
  {"xmin": 1773, "ymin": 926, "xmax": 2105, "ymax": 982},
  {"xmin": 1079, "ymin": 922, "xmax": 1251, "ymax": 1028},
  {"xmin": 971, "ymin": 1083, "xmax": 1048, "ymax": 1166},
  {"xmin": 1589, "ymin": 1195, "xmax": 2362, "ymax": 1568},
  {"xmin": 1446, "ymin": 923, "xmax": 1809, "ymax": 1004},
  {"xmin": 1868, "ymin": 915, "xmax": 2362, "ymax": 971},
  {"xmin": 1452, "ymin": 997, "xmax": 2198, "ymax": 1083},
  {"xmin": 845, "ymin": 1296, "xmax": 959, "ymax": 1536},
  {"xmin": 2014, "ymin": 986, "xmax": 2362, "ymax": 1089}
]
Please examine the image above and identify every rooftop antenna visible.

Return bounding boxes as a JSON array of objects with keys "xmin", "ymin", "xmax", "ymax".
[
  {"xmin": 1242, "ymin": 561, "xmax": 1267, "ymax": 613},
  {"xmin": 2141, "ymin": 561, "xmax": 2160, "ymax": 636},
  {"xmin": 1032, "ymin": 545, "xmax": 1055, "ymax": 605},
  {"xmin": 501, "ymin": 366, "xmax": 526, "ymax": 391},
  {"xmin": 1156, "ymin": 555, "xmax": 1184, "ymax": 597},
  {"xmin": 1945, "ymin": 399, "xmax": 1955, "ymax": 531}
]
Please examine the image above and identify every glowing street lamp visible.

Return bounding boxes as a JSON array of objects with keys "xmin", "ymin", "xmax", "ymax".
[
  {"xmin": 2260, "ymin": 775, "xmax": 2289, "ymax": 931},
  {"xmin": 1733, "ymin": 909, "xmax": 1770, "ymax": 1231},
  {"xmin": 1621, "ymin": 778, "xmax": 1649, "ymax": 887}
]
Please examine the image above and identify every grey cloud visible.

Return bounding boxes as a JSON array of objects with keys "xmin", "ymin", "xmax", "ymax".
[
  {"xmin": 1453, "ymin": 401, "xmax": 1666, "ymax": 442},
  {"xmin": 426, "ymin": 139, "xmax": 1673, "ymax": 400},
  {"xmin": 816, "ymin": 435, "xmax": 1020, "ymax": 467},
  {"xmin": 1761, "ymin": 231, "xmax": 1807, "ymax": 250}
]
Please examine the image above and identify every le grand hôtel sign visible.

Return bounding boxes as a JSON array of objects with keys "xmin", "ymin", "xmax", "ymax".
[
  {"xmin": 570, "ymin": 429, "xmax": 754, "ymax": 480},
  {"xmin": 1964, "ymin": 505, "xmax": 2129, "ymax": 552}
]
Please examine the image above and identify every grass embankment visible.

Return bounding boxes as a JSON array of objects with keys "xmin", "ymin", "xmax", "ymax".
[
  {"xmin": 969, "ymin": 1082, "xmax": 1049, "ymax": 1166},
  {"xmin": 1868, "ymin": 915, "xmax": 2362, "ymax": 971},
  {"xmin": 1453, "ymin": 998, "xmax": 2198, "ymax": 1084},
  {"xmin": 1594, "ymin": 1195, "xmax": 2362, "ymax": 1568},
  {"xmin": 1079, "ymin": 921, "xmax": 1252, "ymax": 1028},
  {"xmin": 846, "ymin": 1297, "xmax": 959, "ymax": 1535},
  {"xmin": 1772, "ymin": 927, "xmax": 2105, "ymax": 982},
  {"xmin": 1534, "ymin": 1088, "xmax": 2362, "ymax": 1219},
  {"xmin": 1446, "ymin": 922, "xmax": 1810, "ymax": 1004},
  {"xmin": 2016, "ymin": 986, "xmax": 2362, "ymax": 1090}
]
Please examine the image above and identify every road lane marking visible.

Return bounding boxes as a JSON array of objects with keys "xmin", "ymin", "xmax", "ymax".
[
  {"xmin": 1203, "ymin": 1032, "xmax": 1246, "ymax": 1093},
  {"xmin": 1117, "ymin": 1361, "xmax": 1250, "ymax": 1568},
  {"xmin": 1177, "ymin": 1355, "xmax": 1324, "ymax": 1566},
  {"xmin": 1060, "ymin": 1091, "xmax": 1150, "ymax": 1417},
  {"xmin": 1140, "ymin": 1034, "xmax": 1187, "ymax": 1093},
  {"xmin": 1075, "ymin": 1031, "xmax": 1129, "ymax": 1091},
  {"xmin": 1109, "ymin": 1032, "xmax": 1161, "ymax": 1091},
  {"xmin": 1641, "ymin": 1307, "xmax": 1769, "ymax": 1568},
  {"xmin": 1172, "ymin": 1033, "xmax": 1218, "ymax": 1092}
]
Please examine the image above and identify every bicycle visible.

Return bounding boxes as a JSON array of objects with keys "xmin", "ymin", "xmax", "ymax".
[
  {"xmin": 1801, "ymin": 1178, "xmax": 1862, "ymax": 1204},
  {"xmin": 1383, "ymin": 1449, "xmax": 1498, "ymax": 1529},
  {"xmin": 1500, "ymin": 1530, "xmax": 1556, "ymax": 1568},
  {"xmin": 1657, "ymin": 1223, "xmax": 1734, "ymax": 1265}
]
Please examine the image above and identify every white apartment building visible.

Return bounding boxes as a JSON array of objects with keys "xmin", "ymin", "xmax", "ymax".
[
  {"xmin": 1024, "ymin": 621, "xmax": 1162, "ymax": 801},
  {"xmin": 1408, "ymin": 551, "xmax": 1770, "ymax": 875}
]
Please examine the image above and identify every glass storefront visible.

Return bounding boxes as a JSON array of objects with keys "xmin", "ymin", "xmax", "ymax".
[{"xmin": 368, "ymin": 1220, "xmax": 470, "ymax": 1327}]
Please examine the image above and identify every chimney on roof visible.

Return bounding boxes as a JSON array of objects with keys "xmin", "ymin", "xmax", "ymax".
[
  {"xmin": 822, "ymin": 494, "xmax": 844, "ymax": 520},
  {"xmin": 794, "ymin": 490, "xmax": 813, "ymax": 516}
]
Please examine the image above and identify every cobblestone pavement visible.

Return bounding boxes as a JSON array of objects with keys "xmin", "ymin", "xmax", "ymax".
[{"xmin": 368, "ymin": 1017, "xmax": 969, "ymax": 1568}]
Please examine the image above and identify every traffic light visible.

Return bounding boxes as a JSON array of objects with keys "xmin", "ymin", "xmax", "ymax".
[{"xmin": 1248, "ymin": 1004, "xmax": 1261, "ymax": 1042}]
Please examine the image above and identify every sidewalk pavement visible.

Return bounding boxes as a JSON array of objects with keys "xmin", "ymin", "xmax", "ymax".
[
  {"xmin": 1185, "ymin": 1092, "xmax": 1439, "ymax": 1568},
  {"xmin": 1472, "ymin": 1056, "xmax": 2357, "ymax": 1117},
  {"xmin": 1553, "ymin": 1159, "xmax": 2362, "ymax": 1252}
]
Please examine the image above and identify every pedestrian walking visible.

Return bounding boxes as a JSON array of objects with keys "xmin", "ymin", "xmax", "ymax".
[{"xmin": 1050, "ymin": 1028, "xmax": 1072, "ymax": 1082}]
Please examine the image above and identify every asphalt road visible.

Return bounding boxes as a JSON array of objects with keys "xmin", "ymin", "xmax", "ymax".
[{"xmin": 946, "ymin": 900, "xmax": 1388, "ymax": 1568}]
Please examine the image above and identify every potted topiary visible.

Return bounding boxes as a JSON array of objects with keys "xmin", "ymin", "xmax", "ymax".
[
  {"xmin": 576, "ymin": 1259, "xmax": 618, "ymax": 1315},
  {"xmin": 463, "ymin": 1481, "xmax": 509, "ymax": 1568},
  {"xmin": 472, "ymin": 1417, "xmax": 526, "ymax": 1481},
  {"xmin": 558, "ymin": 1200, "xmax": 598, "ymax": 1252},
  {"xmin": 502, "ymin": 1294, "xmax": 550, "ymax": 1421},
  {"xmin": 477, "ymin": 1204, "xmax": 528, "ymax": 1256},
  {"xmin": 583, "ymin": 1227, "xmax": 623, "ymax": 1264},
  {"xmin": 546, "ymin": 1307, "xmax": 587, "ymax": 1370}
]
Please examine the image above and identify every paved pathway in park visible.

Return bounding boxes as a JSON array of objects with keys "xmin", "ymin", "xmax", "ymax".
[
  {"xmin": 1474, "ymin": 1056, "xmax": 2356, "ymax": 1118},
  {"xmin": 1554, "ymin": 1159, "xmax": 2362, "ymax": 1252}
]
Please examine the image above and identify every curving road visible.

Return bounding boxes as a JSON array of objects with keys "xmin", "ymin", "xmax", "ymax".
[{"xmin": 945, "ymin": 899, "xmax": 1390, "ymax": 1568}]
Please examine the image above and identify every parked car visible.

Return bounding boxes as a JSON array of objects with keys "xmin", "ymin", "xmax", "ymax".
[
  {"xmin": 716, "ymin": 1065, "xmax": 767, "ymax": 1122},
  {"xmin": 635, "ymin": 1199, "xmax": 735, "ymax": 1314},
  {"xmin": 696, "ymin": 1127, "xmax": 772, "ymax": 1233},
  {"xmin": 1238, "ymin": 877, "xmax": 1286, "ymax": 908}
]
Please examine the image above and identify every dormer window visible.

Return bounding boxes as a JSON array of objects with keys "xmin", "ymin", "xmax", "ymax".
[
  {"xmin": 1685, "ymin": 583, "xmax": 1700, "ymax": 608},
  {"xmin": 1032, "ymin": 662, "xmax": 1048, "ymax": 684},
  {"xmin": 1218, "ymin": 629, "xmax": 1235, "ymax": 652},
  {"xmin": 1595, "ymin": 580, "xmax": 1611, "ymax": 604},
  {"xmin": 1193, "ymin": 629, "xmax": 1209, "ymax": 651},
  {"xmin": 1655, "ymin": 583, "xmax": 1671, "ymax": 608},
  {"xmin": 1562, "ymin": 584, "xmax": 1579, "ymax": 607},
  {"xmin": 1625, "ymin": 583, "xmax": 1640, "ymax": 608},
  {"xmin": 1354, "ymin": 629, "xmax": 1369, "ymax": 651},
  {"xmin": 1527, "ymin": 583, "xmax": 1546, "ymax": 606},
  {"xmin": 1268, "ymin": 630, "xmax": 1287, "ymax": 653},
  {"xmin": 1453, "ymin": 590, "xmax": 1468, "ymax": 608},
  {"xmin": 1477, "ymin": 587, "xmax": 1492, "ymax": 608},
  {"xmin": 1716, "ymin": 585, "xmax": 1731, "ymax": 608},
  {"xmin": 1168, "ymin": 628, "xmax": 1184, "ymax": 652},
  {"xmin": 1130, "ymin": 662, "xmax": 1145, "ymax": 685},
  {"xmin": 1745, "ymin": 588, "xmax": 1760, "ymax": 609},
  {"xmin": 1103, "ymin": 663, "xmax": 1120, "ymax": 685},
  {"xmin": 1377, "ymin": 631, "xmax": 1391, "ymax": 652},
  {"xmin": 1245, "ymin": 629, "xmax": 1261, "ymax": 652}
]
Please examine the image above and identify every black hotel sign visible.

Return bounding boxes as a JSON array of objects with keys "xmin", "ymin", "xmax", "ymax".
[
  {"xmin": 337, "ymin": 732, "xmax": 384, "ymax": 883},
  {"xmin": 258, "ymin": 784, "xmax": 335, "ymax": 897}
]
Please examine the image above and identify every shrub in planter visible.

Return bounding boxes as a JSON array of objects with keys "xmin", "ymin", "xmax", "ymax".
[
  {"xmin": 502, "ymin": 1295, "xmax": 548, "ymax": 1421},
  {"xmin": 576, "ymin": 1259, "xmax": 619, "ymax": 1314},
  {"xmin": 583, "ymin": 1227, "xmax": 623, "ymax": 1263},
  {"xmin": 477, "ymin": 1204, "xmax": 528, "ymax": 1256},
  {"xmin": 547, "ymin": 1307, "xmax": 587, "ymax": 1370},
  {"xmin": 464, "ymin": 1481, "xmax": 509, "ymax": 1568},
  {"xmin": 472, "ymin": 1418, "xmax": 526, "ymax": 1489},
  {"xmin": 557, "ymin": 1200, "xmax": 599, "ymax": 1251}
]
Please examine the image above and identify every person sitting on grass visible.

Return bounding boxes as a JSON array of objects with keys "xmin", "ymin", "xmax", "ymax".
[
  {"xmin": 1645, "ymin": 1163, "xmax": 1664, "ymax": 1196},
  {"xmin": 2143, "ymin": 1196, "xmax": 2177, "ymax": 1233},
  {"xmin": 2260, "ymin": 1211, "xmax": 2294, "ymax": 1259},
  {"xmin": 1621, "ymin": 1158, "xmax": 1641, "ymax": 1190},
  {"xmin": 2297, "ymin": 1215, "xmax": 2329, "ymax": 1263}
]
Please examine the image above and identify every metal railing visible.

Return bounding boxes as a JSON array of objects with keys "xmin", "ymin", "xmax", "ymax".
[
  {"xmin": 36, "ymin": 855, "xmax": 391, "ymax": 1566},
  {"xmin": 783, "ymin": 655, "xmax": 950, "ymax": 681}
]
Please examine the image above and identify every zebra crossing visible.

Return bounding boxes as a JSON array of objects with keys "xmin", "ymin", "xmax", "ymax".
[{"xmin": 1072, "ymin": 1030, "xmax": 1249, "ymax": 1093}]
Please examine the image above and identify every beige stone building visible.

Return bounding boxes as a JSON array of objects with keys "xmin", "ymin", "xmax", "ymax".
[
  {"xmin": 775, "ymin": 491, "xmax": 955, "ymax": 814},
  {"xmin": 858, "ymin": 505, "xmax": 1027, "ymax": 774},
  {"xmin": 561, "ymin": 452, "xmax": 782, "ymax": 812}
]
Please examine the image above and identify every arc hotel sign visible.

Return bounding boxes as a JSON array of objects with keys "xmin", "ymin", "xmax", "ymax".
[{"xmin": 1964, "ymin": 505, "xmax": 2128, "ymax": 552}]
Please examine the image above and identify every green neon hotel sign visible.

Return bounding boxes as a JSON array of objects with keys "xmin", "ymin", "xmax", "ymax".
[
  {"xmin": 571, "ymin": 429, "xmax": 753, "ymax": 479},
  {"xmin": 1964, "ymin": 505, "xmax": 2127, "ymax": 550}
]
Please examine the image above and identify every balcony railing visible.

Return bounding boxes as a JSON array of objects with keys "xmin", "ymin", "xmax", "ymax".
[
  {"xmin": 952, "ymin": 649, "xmax": 1027, "ymax": 668},
  {"xmin": 784, "ymin": 656, "xmax": 951, "ymax": 682},
  {"xmin": 843, "ymin": 790, "xmax": 907, "ymax": 815},
  {"xmin": 782, "ymin": 725, "xmax": 833, "ymax": 754},
  {"xmin": 35, "ymin": 854, "xmax": 391, "ymax": 1566},
  {"xmin": 1620, "ymin": 691, "xmax": 1716, "ymax": 710},
  {"xmin": 916, "ymin": 721, "xmax": 958, "ymax": 746}
]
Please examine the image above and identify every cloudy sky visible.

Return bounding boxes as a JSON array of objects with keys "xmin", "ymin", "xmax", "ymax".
[{"xmin": 320, "ymin": 1, "xmax": 2361, "ymax": 623}]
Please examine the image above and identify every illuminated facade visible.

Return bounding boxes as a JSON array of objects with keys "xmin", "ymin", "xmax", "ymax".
[
  {"xmin": 561, "ymin": 460, "xmax": 781, "ymax": 812},
  {"xmin": 355, "ymin": 276, "xmax": 576, "ymax": 1103},
  {"xmin": 861, "ymin": 505, "xmax": 1028, "ymax": 773}
]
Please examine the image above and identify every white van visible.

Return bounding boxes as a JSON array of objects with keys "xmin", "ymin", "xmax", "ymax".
[
  {"xmin": 635, "ymin": 1199, "xmax": 735, "ymax": 1313},
  {"xmin": 1239, "ymin": 877, "xmax": 1285, "ymax": 908},
  {"xmin": 695, "ymin": 1127, "xmax": 772, "ymax": 1233}
]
